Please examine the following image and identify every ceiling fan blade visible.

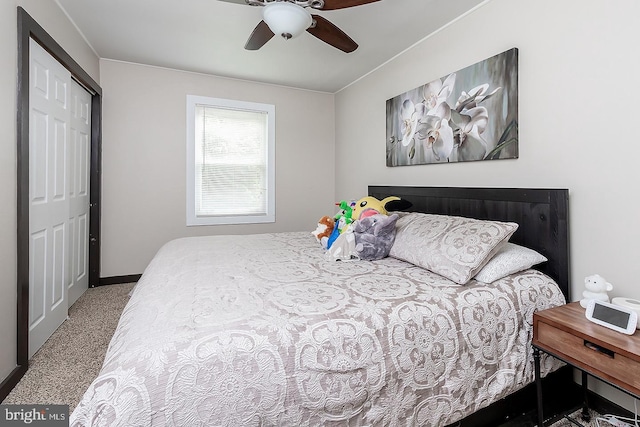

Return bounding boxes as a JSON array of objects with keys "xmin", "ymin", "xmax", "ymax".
[
  {"xmin": 245, "ymin": 20, "xmax": 275, "ymax": 50},
  {"xmin": 307, "ymin": 15, "xmax": 358, "ymax": 53},
  {"xmin": 320, "ymin": 0, "xmax": 380, "ymax": 10}
]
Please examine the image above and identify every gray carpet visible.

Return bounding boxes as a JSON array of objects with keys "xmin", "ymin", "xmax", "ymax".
[{"xmin": 1, "ymin": 282, "xmax": 135, "ymax": 412}]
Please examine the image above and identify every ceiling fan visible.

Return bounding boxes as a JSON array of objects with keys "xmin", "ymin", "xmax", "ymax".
[{"xmin": 219, "ymin": 0, "xmax": 380, "ymax": 53}]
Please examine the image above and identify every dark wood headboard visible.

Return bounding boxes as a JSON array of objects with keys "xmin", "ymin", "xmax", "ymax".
[{"xmin": 369, "ymin": 186, "xmax": 570, "ymax": 301}]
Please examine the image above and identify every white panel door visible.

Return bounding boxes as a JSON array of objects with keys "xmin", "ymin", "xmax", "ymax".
[
  {"xmin": 29, "ymin": 39, "xmax": 71, "ymax": 358},
  {"xmin": 67, "ymin": 80, "xmax": 91, "ymax": 306}
]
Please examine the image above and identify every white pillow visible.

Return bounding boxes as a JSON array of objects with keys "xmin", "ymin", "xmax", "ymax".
[{"xmin": 474, "ymin": 242, "xmax": 548, "ymax": 283}]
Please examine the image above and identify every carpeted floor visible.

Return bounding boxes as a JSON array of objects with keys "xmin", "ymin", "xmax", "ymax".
[{"xmin": 1, "ymin": 282, "xmax": 135, "ymax": 412}]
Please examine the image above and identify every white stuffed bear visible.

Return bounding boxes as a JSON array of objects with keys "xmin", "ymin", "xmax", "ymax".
[{"xmin": 580, "ymin": 274, "xmax": 613, "ymax": 308}]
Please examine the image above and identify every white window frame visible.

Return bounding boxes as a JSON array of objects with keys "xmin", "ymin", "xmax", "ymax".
[{"xmin": 186, "ymin": 95, "xmax": 275, "ymax": 226}]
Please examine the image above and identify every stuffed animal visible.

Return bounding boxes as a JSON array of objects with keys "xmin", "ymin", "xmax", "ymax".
[
  {"xmin": 327, "ymin": 200, "xmax": 356, "ymax": 249},
  {"xmin": 352, "ymin": 196, "xmax": 413, "ymax": 220},
  {"xmin": 580, "ymin": 274, "xmax": 613, "ymax": 308},
  {"xmin": 352, "ymin": 213, "xmax": 399, "ymax": 260},
  {"xmin": 334, "ymin": 200, "xmax": 355, "ymax": 229},
  {"xmin": 312, "ymin": 216, "xmax": 335, "ymax": 249},
  {"xmin": 325, "ymin": 227, "xmax": 359, "ymax": 261}
]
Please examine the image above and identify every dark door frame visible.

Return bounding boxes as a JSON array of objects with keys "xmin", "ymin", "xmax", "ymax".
[{"xmin": 0, "ymin": 7, "xmax": 103, "ymax": 401}]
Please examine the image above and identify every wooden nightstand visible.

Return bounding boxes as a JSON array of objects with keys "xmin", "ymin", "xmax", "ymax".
[{"xmin": 532, "ymin": 301, "xmax": 640, "ymax": 426}]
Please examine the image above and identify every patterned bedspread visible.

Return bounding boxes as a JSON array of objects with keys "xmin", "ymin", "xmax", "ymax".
[{"xmin": 71, "ymin": 232, "xmax": 565, "ymax": 426}]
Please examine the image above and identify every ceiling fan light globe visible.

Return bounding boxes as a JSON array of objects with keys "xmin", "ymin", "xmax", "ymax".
[{"xmin": 263, "ymin": 2, "xmax": 312, "ymax": 39}]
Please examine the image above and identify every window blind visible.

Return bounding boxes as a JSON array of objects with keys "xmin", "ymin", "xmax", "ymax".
[{"xmin": 194, "ymin": 105, "xmax": 268, "ymax": 217}]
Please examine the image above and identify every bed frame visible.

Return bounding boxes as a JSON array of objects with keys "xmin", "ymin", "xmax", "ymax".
[
  {"xmin": 369, "ymin": 186, "xmax": 570, "ymax": 301},
  {"xmin": 369, "ymin": 186, "xmax": 575, "ymax": 426}
]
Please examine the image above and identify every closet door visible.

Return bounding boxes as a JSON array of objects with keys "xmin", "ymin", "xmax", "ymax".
[
  {"xmin": 67, "ymin": 80, "xmax": 91, "ymax": 306},
  {"xmin": 28, "ymin": 39, "xmax": 71, "ymax": 358}
]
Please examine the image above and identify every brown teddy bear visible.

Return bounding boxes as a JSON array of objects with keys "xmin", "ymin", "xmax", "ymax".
[{"xmin": 312, "ymin": 216, "xmax": 335, "ymax": 249}]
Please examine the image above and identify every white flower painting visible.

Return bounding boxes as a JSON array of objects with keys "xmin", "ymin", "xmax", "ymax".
[{"xmin": 386, "ymin": 48, "xmax": 518, "ymax": 166}]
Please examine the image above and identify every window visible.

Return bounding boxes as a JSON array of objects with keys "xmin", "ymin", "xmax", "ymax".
[{"xmin": 186, "ymin": 95, "xmax": 275, "ymax": 226}]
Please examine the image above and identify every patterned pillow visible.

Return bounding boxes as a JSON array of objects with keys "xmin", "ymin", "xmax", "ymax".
[
  {"xmin": 389, "ymin": 213, "xmax": 518, "ymax": 284},
  {"xmin": 474, "ymin": 242, "xmax": 547, "ymax": 283}
]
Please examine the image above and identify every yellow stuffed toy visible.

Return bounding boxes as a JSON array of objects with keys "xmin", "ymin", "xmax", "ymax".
[{"xmin": 352, "ymin": 196, "xmax": 411, "ymax": 220}]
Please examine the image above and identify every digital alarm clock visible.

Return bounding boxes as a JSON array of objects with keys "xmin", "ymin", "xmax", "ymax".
[{"xmin": 585, "ymin": 299, "xmax": 638, "ymax": 335}]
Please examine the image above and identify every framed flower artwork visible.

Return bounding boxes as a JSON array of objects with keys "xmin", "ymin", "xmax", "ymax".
[{"xmin": 386, "ymin": 48, "xmax": 518, "ymax": 166}]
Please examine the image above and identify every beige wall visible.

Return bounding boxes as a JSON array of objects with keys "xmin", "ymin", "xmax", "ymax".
[
  {"xmin": 0, "ymin": 1, "xmax": 99, "ymax": 388},
  {"xmin": 335, "ymin": 0, "xmax": 640, "ymax": 408},
  {"xmin": 99, "ymin": 60, "xmax": 335, "ymax": 276}
]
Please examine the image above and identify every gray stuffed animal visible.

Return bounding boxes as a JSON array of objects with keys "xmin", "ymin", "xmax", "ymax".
[{"xmin": 352, "ymin": 213, "xmax": 399, "ymax": 260}]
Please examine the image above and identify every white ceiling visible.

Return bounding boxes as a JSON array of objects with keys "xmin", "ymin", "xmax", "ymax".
[{"xmin": 55, "ymin": 0, "xmax": 485, "ymax": 93}]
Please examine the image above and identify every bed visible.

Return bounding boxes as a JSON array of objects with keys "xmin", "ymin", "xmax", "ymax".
[{"xmin": 71, "ymin": 186, "xmax": 570, "ymax": 427}]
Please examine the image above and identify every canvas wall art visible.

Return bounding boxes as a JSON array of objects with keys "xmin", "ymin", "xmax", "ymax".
[{"xmin": 386, "ymin": 48, "xmax": 518, "ymax": 166}]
